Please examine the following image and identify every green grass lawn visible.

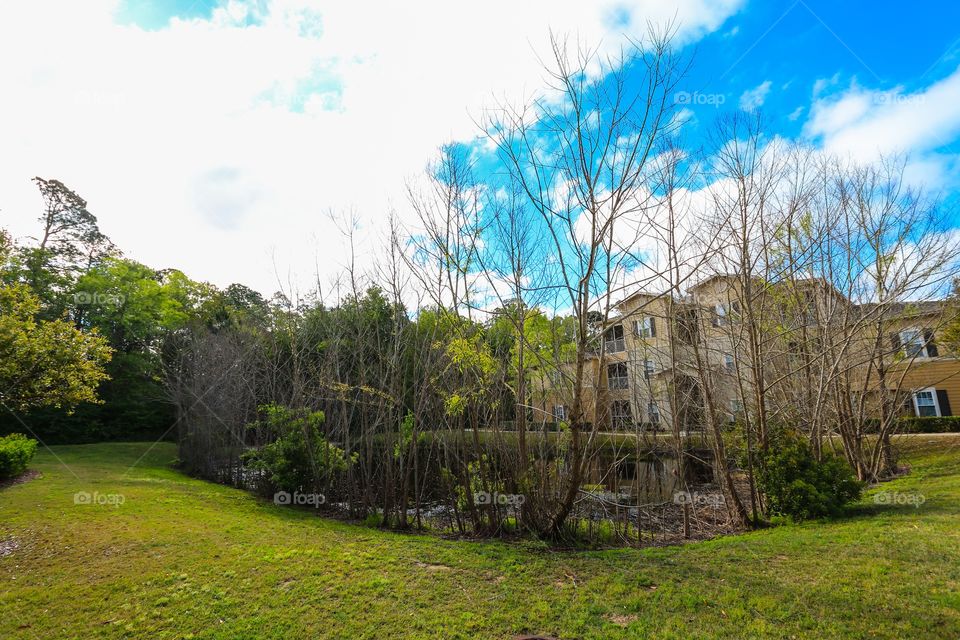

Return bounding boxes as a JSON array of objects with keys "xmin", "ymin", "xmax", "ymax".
[{"xmin": 2, "ymin": 437, "xmax": 959, "ymax": 639}]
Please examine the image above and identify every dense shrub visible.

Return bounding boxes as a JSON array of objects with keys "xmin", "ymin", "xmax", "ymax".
[
  {"xmin": 862, "ymin": 415, "xmax": 960, "ymax": 435},
  {"xmin": 896, "ymin": 416, "xmax": 960, "ymax": 434},
  {"xmin": 757, "ymin": 432, "xmax": 863, "ymax": 521},
  {"xmin": 0, "ymin": 433, "xmax": 38, "ymax": 480},
  {"xmin": 241, "ymin": 404, "xmax": 354, "ymax": 496},
  {"xmin": 0, "ymin": 398, "xmax": 175, "ymax": 445}
]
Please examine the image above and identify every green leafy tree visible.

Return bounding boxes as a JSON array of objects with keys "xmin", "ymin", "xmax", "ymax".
[
  {"xmin": 0, "ymin": 282, "xmax": 111, "ymax": 412},
  {"xmin": 63, "ymin": 258, "xmax": 207, "ymax": 439},
  {"xmin": 33, "ymin": 177, "xmax": 114, "ymax": 269},
  {"xmin": 74, "ymin": 258, "xmax": 189, "ymax": 349},
  {"xmin": 13, "ymin": 178, "xmax": 117, "ymax": 320}
]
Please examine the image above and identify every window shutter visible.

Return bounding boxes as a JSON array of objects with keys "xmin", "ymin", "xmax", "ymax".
[
  {"xmin": 924, "ymin": 328, "xmax": 939, "ymax": 357},
  {"xmin": 649, "ymin": 317, "xmax": 656, "ymax": 337},
  {"xmin": 903, "ymin": 394, "xmax": 915, "ymax": 416},
  {"xmin": 890, "ymin": 332, "xmax": 901, "ymax": 353},
  {"xmin": 937, "ymin": 389, "xmax": 952, "ymax": 416}
]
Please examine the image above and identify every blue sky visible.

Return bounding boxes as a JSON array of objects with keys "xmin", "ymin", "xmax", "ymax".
[
  {"xmin": 682, "ymin": 1, "xmax": 960, "ymax": 144},
  {"xmin": 1, "ymin": 0, "xmax": 958, "ymax": 297},
  {"xmin": 114, "ymin": 0, "xmax": 223, "ymax": 29}
]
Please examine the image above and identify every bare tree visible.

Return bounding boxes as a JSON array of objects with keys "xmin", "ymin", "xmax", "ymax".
[{"xmin": 484, "ymin": 28, "xmax": 684, "ymax": 537}]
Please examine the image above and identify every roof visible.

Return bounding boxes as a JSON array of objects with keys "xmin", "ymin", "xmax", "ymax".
[
  {"xmin": 687, "ymin": 273, "xmax": 742, "ymax": 292},
  {"xmin": 612, "ymin": 289, "xmax": 659, "ymax": 310},
  {"xmin": 856, "ymin": 300, "xmax": 947, "ymax": 319}
]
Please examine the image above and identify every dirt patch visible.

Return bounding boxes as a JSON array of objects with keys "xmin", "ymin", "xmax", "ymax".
[
  {"xmin": 414, "ymin": 561, "xmax": 451, "ymax": 572},
  {"xmin": 0, "ymin": 469, "xmax": 40, "ymax": 491},
  {"xmin": 0, "ymin": 536, "xmax": 20, "ymax": 558},
  {"xmin": 606, "ymin": 613, "xmax": 639, "ymax": 627}
]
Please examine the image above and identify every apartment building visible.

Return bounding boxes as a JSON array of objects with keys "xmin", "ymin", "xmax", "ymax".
[
  {"xmin": 537, "ymin": 275, "xmax": 958, "ymax": 431},
  {"xmin": 883, "ymin": 301, "xmax": 959, "ymax": 418}
]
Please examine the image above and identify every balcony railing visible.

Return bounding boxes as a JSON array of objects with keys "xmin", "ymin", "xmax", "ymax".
[
  {"xmin": 608, "ymin": 376, "xmax": 629, "ymax": 390},
  {"xmin": 604, "ymin": 338, "xmax": 626, "ymax": 353}
]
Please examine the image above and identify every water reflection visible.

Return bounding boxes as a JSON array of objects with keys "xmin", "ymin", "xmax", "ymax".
[{"xmin": 584, "ymin": 453, "xmax": 713, "ymax": 504}]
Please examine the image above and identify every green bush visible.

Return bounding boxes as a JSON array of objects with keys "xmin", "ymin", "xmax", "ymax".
[
  {"xmin": 862, "ymin": 415, "xmax": 960, "ymax": 434},
  {"xmin": 896, "ymin": 416, "xmax": 960, "ymax": 434},
  {"xmin": 241, "ymin": 404, "xmax": 354, "ymax": 496},
  {"xmin": 757, "ymin": 432, "xmax": 863, "ymax": 521},
  {"xmin": 0, "ymin": 433, "xmax": 38, "ymax": 480}
]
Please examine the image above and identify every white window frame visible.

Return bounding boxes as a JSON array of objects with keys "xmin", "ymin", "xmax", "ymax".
[
  {"xmin": 553, "ymin": 404, "xmax": 567, "ymax": 421},
  {"xmin": 715, "ymin": 303, "xmax": 727, "ymax": 326},
  {"xmin": 647, "ymin": 401, "xmax": 660, "ymax": 425},
  {"xmin": 605, "ymin": 325, "xmax": 626, "ymax": 353},
  {"xmin": 607, "ymin": 362, "xmax": 629, "ymax": 390},
  {"xmin": 611, "ymin": 400, "xmax": 632, "ymax": 427},
  {"xmin": 900, "ymin": 329, "xmax": 928, "ymax": 358},
  {"xmin": 912, "ymin": 388, "xmax": 940, "ymax": 418},
  {"xmin": 723, "ymin": 353, "xmax": 735, "ymax": 372},
  {"xmin": 643, "ymin": 359, "xmax": 656, "ymax": 378},
  {"xmin": 634, "ymin": 316, "xmax": 654, "ymax": 339}
]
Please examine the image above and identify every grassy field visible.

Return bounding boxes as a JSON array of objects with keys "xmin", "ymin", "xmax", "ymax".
[{"xmin": 2, "ymin": 437, "xmax": 959, "ymax": 639}]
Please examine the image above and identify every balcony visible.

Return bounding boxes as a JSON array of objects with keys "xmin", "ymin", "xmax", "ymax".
[
  {"xmin": 608, "ymin": 376, "xmax": 629, "ymax": 390},
  {"xmin": 604, "ymin": 337, "xmax": 626, "ymax": 353}
]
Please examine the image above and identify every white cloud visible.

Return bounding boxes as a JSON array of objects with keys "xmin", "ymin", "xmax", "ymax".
[
  {"xmin": 802, "ymin": 68, "xmax": 960, "ymax": 188},
  {"xmin": 671, "ymin": 107, "xmax": 697, "ymax": 129},
  {"xmin": 738, "ymin": 80, "xmax": 771, "ymax": 112},
  {"xmin": 0, "ymin": 0, "xmax": 743, "ymax": 295}
]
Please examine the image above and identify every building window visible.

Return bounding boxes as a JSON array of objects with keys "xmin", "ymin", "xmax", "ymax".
[
  {"xmin": 898, "ymin": 328, "xmax": 938, "ymax": 358},
  {"xmin": 712, "ymin": 301, "xmax": 741, "ymax": 327},
  {"xmin": 633, "ymin": 316, "xmax": 656, "ymax": 338},
  {"xmin": 607, "ymin": 362, "xmax": 629, "ymax": 389},
  {"xmin": 647, "ymin": 401, "xmax": 660, "ymax": 425},
  {"xmin": 714, "ymin": 303, "xmax": 727, "ymax": 326},
  {"xmin": 604, "ymin": 325, "xmax": 626, "ymax": 353},
  {"xmin": 729, "ymin": 398, "xmax": 742, "ymax": 422},
  {"xmin": 723, "ymin": 353, "xmax": 735, "ymax": 372},
  {"xmin": 611, "ymin": 400, "xmax": 632, "ymax": 429},
  {"xmin": 913, "ymin": 389, "xmax": 940, "ymax": 417},
  {"xmin": 553, "ymin": 405, "xmax": 567, "ymax": 421},
  {"xmin": 900, "ymin": 329, "xmax": 926, "ymax": 358},
  {"xmin": 643, "ymin": 359, "xmax": 656, "ymax": 379}
]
